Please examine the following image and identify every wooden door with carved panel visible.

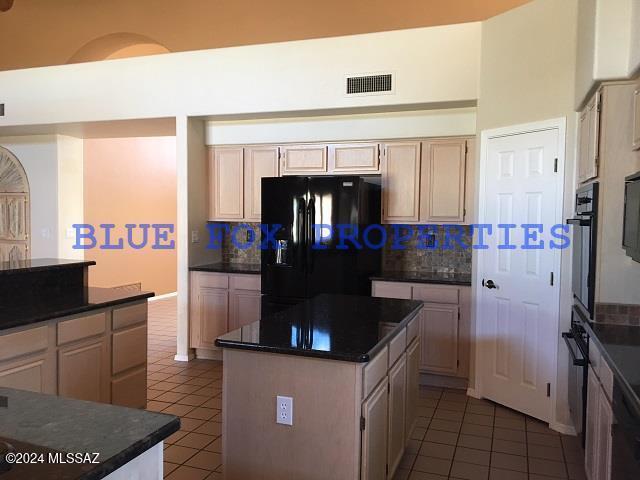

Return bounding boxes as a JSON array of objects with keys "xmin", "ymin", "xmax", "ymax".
[{"xmin": 0, "ymin": 147, "xmax": 30, "ymax": 264}]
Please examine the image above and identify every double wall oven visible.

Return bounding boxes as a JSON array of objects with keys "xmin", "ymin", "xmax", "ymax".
[{"xmin": 563, "ymin": 182, "xmax": 599, "ymax": 447}]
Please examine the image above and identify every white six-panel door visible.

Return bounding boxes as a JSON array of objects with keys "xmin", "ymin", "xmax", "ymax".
[{"xmin": 477, "ymin": 125, "xmax": 563, "ymax": 422}]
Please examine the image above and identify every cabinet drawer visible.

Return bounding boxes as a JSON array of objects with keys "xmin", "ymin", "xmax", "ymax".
[
  {"xmin": 406, "ymin": 314, "xmax": 419, "ymax": 344},
  {"xmin": 389, "ymin": 328, "xmax": 407, "ymax": 367},
  {"xmin": 412, "ymin": 285, "xmax": 459, "ymax": 304},
  {"xmin": 0, "ymin": 326, "xmax": 49, "ymax": 362},
  {"xmin": 112, "ymin": 302, "xmax": 147, "ymax": 330},
  {"xmin": 372, "ymin": 281, "xmax": 412, "ymax": 299},
  {"xmin": 198, "ymin": 273, "xmax": 229, "ymax": 289},
  {"xmin": 230, "ymin": 274, "xmax": 260, "ymax": 291},
  {"xmin": 363, "ymin": 346, "xmax": 388, "ymax": 399},
  {"xmin": 112, "ymin": 325, "xmax": 147, "ymax": 375},
  {"xmin": 57, "ymin": 313, "xmax": 106, "ymax": 346},
  {"xmin": 112, "ymin": 366, "xmax": 146, "ymax": 409}
]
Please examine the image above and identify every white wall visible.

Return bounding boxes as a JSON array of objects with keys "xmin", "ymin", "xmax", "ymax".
[
  {"xmin": 0, "ymin": 23, "xmax": 480, "ymax": 129},
  {"xmin": 0, "ymin": 136, "xmax": 59, "ymax": 258},
  {"xmin": 476, "ymin": 0, "xmax": 579, "ymax": 431},
  {"xmin": 205, "ymin": 108, "xmax": 476, "ymax": 145},
  {"xmin": 575, "ymin": 0, "xmax": 635, "ymax": 107},
  {"xmin": 57, "ymin": 135, "xmax": 84, "ymax": 260}
]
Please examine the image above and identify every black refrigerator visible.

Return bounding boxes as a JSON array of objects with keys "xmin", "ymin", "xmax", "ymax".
[{"xmin": 261, "ymin": 175, "xmax": 382, "ymax": 315}]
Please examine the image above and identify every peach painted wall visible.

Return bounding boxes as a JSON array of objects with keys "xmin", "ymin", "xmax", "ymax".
[{"xmin": 83, "ymin": 136, "xmax": 177, "ymax": 295}]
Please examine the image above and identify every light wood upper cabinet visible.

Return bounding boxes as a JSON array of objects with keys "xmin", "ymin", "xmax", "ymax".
[
  {"xmin": 387, "ymin": 353, "xmax": 407, "ymax": 478},
  {"xmin": 633, "ymin": 84, "xmax": 640, "ymax": 151},
  {"xmin": 280, "ymin": 144, "xmax": 328, "ymax": 175},
  {"xmin": 419, "ymin": 304, "xmax": 459, "ymax": 376},
  {"xmin": 244, "ymin": 146, "xmax": 279, "ymax": 221},
  {"xmin": 328, "ymin": 143, "xmax": 380, "ymax": 173},
  {"xmin": 360, "ymin": 378, "xmax": 388, "ymax": 480},
  {"xmin": 210, "ymin": 147, "xmax": 244, "ymax": 220},
  {"xmin": 421, "ymin": 139, "xmax": 467, "ymax": 223},
  {"xmin": 577, "ymin": 90, "xmax": 601, "ymax": 184},
  {"xmin": 382, "ymin": 142, "xmax": 421, "ymax": 223}
]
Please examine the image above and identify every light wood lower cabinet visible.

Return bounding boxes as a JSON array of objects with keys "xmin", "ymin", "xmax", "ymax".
[
  {"xmin": 387, "ymin": 353, "xmax": 407, "ymax": 475},
  {"xmin": 0, "ymin": 300, "xmax": 148, "ymax": 408},
  {"xmin": 405, "ymin": 338, "xmax": 420, "ymax": 443},
  {"xmin": 361, "ymin": 378, "xmax": 389, "ymax": 480},
  {"xmin": 58, "ymin": 336, "xmax": 109, "ymax": 403},
  {"xmin": 190, "ymin": 271, "xmax": 261, "ymax": 354},
  {"xmin": 372, "ymin": 281, "xmax": 470, "ymax": 380}
]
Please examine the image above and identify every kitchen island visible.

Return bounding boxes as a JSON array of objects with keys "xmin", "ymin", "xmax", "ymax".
[
  {"xmin": 0, "ymin": 386, "xmax": 179, "ymax": 479},
  {"xmin": 215, "ymin": 294, "xmax": 423, "ymax": 480}
]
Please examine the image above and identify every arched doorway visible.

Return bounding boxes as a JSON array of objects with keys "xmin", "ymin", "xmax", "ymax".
[
  {"xmin": 0, "ymin": 147, "xmax": 30, "ymax": 262},
  {"xmin": 67, "ymin": 33, "xmax": 170, "ymax": 64}
]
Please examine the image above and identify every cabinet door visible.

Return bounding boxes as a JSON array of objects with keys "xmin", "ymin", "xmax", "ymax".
[
  {"xmin": 328, "ymin": 143, "xmax": 379, "ymax": 173},
  {"xmin": 405, "ymin": 338, "xmax": 420, "ymax": 444},
  {"xmin": 244, "ymin": 146, "xmax": 279, "ymax": 221},
  {"xmin": 197, "ymin": 287, "xmax": 229, "ymax": 349},
  {"xmin": 633, "ymin": 85, "xmax": 640, "ymax": 150},
  {"xmin": 578, "ymin": 92, "xmax": 600, "ymax": 184},
  {"xmin": 382, "ymin": 142, "xmax": 421, "ymax": 223},
  {"xmin": 419, "ymin": 304, "xmax": 459, "ymax": 375},
  {"xmin": 421, "ymin": 139, "xmax": 467, "ymax": 223},
  {"xmin": 280, "ymin": 144, "xmax": 327, "ymax": 174},
  {"xmin": 209, "ymin": 147, "xmax": 244, "ymax": 220},
  {"xmin": 596, "ymin": 386, "xmax": 613, "ymax": 480},
  {"xmin": 361, "ymin": 378, "xmax": 388, "ymax": 480},
  {"xmin": 229, "ymin": 289, "xmax": 261, "ymax": 331},
  {"xmin": 388, "ymin": 353, "xmax": 407, "ymax": 478},
  {"xmin": 58, "ymin": 336, "xmax": 109, "ymax": 403},
  {"xmin": 0, "ymin": 354, "xmax": 54, "ymax": 394},
  {"xmin": 585, "ymin": 367, "xmax": 600, "ymax": 480}
]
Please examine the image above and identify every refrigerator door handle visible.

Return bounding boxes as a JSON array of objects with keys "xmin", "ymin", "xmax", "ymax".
[
  {"xmin": 307, "ymin": 197, "xmax": 315, "ymax": 272},
  {"xmin": 296, "ymin": 197, "xmax": 306, "ymax": 269}
]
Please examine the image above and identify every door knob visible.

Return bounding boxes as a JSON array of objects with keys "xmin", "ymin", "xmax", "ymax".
[{"xmin": 482, "ymin": 279, "xmax": 498, "ymax": 289}]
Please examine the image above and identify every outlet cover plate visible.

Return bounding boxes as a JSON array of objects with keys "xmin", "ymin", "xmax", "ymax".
[{"xmin": 276, "ymin": 395, "xmax": 293, "ymax": 426}]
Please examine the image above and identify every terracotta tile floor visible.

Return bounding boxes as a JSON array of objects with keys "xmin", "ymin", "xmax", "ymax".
[{"xmin": 147, "ymin": 297, "xmax": 586, "ymax": 480}]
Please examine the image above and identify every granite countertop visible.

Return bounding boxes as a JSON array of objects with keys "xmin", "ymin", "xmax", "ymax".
[
  {"xmin": 189, "ymin": 262, "xmax": 261, "ymax": 275},
  {"xmin": 0, "ymin": 287, "xmax": 154, "ymax": 331},
  {"xmin": 370, "ymin": 270, "xmax": 472, "ymax": 286},
  {"xmin": 215, "ymin": 293, "xmax": 422, "ymax": 362},
  {"xmin": 0, "ymin": 387, "xmax": 179, "ymax": 480},
  {"xmin": 576, "ymin": 304, "xmax": 640, "ymax": 416},
  {"xmin": 0, "ymin": 258, "xmax": 96, "ymax": 275}
]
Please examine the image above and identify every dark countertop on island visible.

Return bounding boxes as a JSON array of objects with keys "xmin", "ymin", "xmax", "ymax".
[
  {"xmin": 370, "ymin": 270, "xmax": 472, "ymax": 286},
  {"xmin": 0, "ymin": 387, "xmax": 179, "ymax": 480},
  {"xmin": 0, "ymin": 258, "xmax": 96, "ymax": 275},
  {"xmin": 575, "ymin": 303, "xmax": 640, "ymax": 416},
  {"xmin": 216, "ymin": 294, "xmax": 422, "ymax": 362},
  {"xmin": 0, "ymin": 287, "xmax": 154, "ymax": 331},
  {"xmin": 189, "ymin": 262, "xmax": 261, "ymax": 275}
]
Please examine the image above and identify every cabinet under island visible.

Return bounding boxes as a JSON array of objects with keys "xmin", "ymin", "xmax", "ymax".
[{"xmin": 215, "ymin": 294, "xmax": 423, "ymax": 480}]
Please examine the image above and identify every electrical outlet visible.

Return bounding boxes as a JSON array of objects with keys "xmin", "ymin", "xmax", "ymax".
[
  {"xmin": 191, "ymin": 230, "xmax": 200, "ymax": 243},
  {"xmin": 276, "ymin": 395, "xmax": 293, "ymax": 426}
]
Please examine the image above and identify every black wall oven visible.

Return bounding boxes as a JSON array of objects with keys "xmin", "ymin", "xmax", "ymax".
[
  {"xmin": 562, "ymin": 305, "xmax": 589, "ymax": 447},
  {"xmin": 567, "ymin": 182, "xmax": 599, "ymax": 317},
  {"xmin": 623, "ymin": 171, "xmax": 640, "ymax": 262}
]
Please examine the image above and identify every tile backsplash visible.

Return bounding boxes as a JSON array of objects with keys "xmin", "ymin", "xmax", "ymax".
[
  {"xmin": 214, "ymin": 222, "xmax": 472, "ymax": 274},
  {"xmin": 595, "ymin": 303, "xmax": 640, "ymax": 326}
]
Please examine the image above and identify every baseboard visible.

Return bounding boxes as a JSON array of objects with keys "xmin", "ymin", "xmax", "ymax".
[
  {"xmin": 149, "ymin": 292, "xmax": 177, "ymax": 302},
  {"xmin": 174, "ymin": 352, "xmax": 195, "ymax": 362},
  {"xmin": 466, "ymin": 387, "xmax": 481, "ymax": 399},
  {"xmin": 194, "ymin": 348, "xmax": 223, "ymax": 361},
  {"xmin": 420, "ymin": 373, "xmax": 468, "ymax": 390},
  {"xmin": 549, "ymin": 421, "xmax": 576, "ymax": 435}
]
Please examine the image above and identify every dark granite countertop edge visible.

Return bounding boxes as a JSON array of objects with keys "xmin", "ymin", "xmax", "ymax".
[
  {"xmin": 580, "ymin": 319, "xmax": 640, "ymax": 417},
  {"xmin": 369, "ymin": 274, "xmax": 472, "ymax": 286},
  {"xmin": 82, "ymin": 416, "xmax": 180, "ymax": 480},
  {"xmin": 0, "ymin": 260, "xmax": 96, "ymax": 275},
  {"xmin": 189, "ymin": 263, "xmax": 261, "ymax": 274},
  {"xmin": 215, "ymin": 304, "xmax": 422, "ymax": 363},
  {"xmin": 0, "ymin": 291, "xmax": 154, "ymax": 332}
]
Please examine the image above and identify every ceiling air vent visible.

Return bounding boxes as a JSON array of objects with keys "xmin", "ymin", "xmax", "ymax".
[{"xmin": 346, "ymin": 73, "xmax": 393, "ymax": 96}]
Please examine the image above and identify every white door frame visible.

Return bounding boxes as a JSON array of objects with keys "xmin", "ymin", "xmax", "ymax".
[{"xmin": 470, "ymin": 117, "xmax": 566, "ymax": 427}]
